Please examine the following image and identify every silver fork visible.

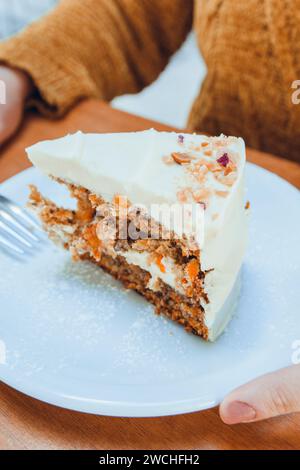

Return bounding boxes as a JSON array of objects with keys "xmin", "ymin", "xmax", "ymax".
[{"xmin": 0, "ymin": 194, "xmax": 43, "ymax": 256}]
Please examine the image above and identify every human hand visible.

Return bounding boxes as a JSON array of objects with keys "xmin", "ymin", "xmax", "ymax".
[
  {"xmin": 0, "ymin": 65, "xmax": 33, "ymax": 145},
  {"xmin": 220, "ymin": 365, "xmax": 300, "ymax": 424}
]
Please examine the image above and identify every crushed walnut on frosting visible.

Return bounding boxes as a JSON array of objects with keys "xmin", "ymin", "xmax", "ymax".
[{"xmin": 161, "ymin": 135, "xmax": 239, "ymax": 209}]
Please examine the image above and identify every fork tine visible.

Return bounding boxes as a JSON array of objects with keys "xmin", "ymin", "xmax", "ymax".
[
  {"xmin": 0, "ymin": 233, "xmax": 25, "ymax": 255},
  {"xmin": 0, "ymin": 208, "xmax": 40, "ymax": 243},
  {"xmin": 0, "ymin": 220, "xmax": 33, "ymax": 249},
  {"xmin": 0, "ymin": 195, "xmax": 42, "ymax": 232}
]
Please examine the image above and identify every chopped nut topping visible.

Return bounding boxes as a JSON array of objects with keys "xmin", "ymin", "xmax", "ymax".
[
  {"xmin": 177, "ymin": 188, "xmax": 190, "ymax": 203},
  {"xmin": 172, "ymin": 152, "xmax": 193, "ymax": 165},
  {"xmin": 224, "ymin": 166, "xmax": 234, "ymax": 176},
  {"xmin": 196, "ymin": 170, "xmax": 208, "ymax": 183},
  {"xmin": 192, "ymin": 188, "xmax": 211, "ymax": 203},
  {"xmin": 221, "ymin": 176, "xmax": 236, "ymax": 186},
  {"xmin": 215, "ymin": 190, "xmax": 229, "ymax": 198},
  {"xmin": 214, "ymin": 172, "xmax": 237, "ymax": 186},
  {"xmin": 206, "ymin": 161, "xmax": 221, "ymax": 172},
  {"xmin": 213, "ymin": 138, "xmax": 228, "ymax": 148},
  {"xmin": 245, "ymin": 201, "xmax": 251, "ymax": 210}
]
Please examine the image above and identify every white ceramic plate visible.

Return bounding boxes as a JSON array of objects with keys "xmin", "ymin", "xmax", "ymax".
[{"xmin": 0, "ymin": 164, "xmax": 299, "ymax": 417}]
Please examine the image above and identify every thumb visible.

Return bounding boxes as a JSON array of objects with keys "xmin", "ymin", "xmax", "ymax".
[{"xmin": 220, "ymin": 365, "xmax": 300, "ymax": 424}]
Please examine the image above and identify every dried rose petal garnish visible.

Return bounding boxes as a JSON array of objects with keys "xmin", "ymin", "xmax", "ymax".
[
  {"xmin": 172, "ymin": 152, "xmax": 192, "ymax": 164},
  {"xmin": 178, "ymin": 135, "xmax": 185, "ymax": 144},
  {"xmin": 217, "ymin": 153, "xmax": 230, "ymax": 167}
]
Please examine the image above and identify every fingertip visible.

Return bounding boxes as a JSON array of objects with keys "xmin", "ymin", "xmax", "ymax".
[{"xmin": 219, "ymin": 400, "xmax": 257, "ymax": 425}]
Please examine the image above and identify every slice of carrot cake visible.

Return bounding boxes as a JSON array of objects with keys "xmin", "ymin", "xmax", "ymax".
[{"xmin": 26, "ymin": 130, "xmax": 248, "ymax": 341}]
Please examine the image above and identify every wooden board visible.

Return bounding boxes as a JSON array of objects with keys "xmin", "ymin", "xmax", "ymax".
[{"xmin": 0, "ymin": 99, "xmax": 299, "ymax": 450}]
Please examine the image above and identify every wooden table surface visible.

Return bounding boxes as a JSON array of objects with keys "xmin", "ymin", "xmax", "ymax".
[{"xmin": 0, "ymin": 99, "xmax": 299, "ymax": 450}]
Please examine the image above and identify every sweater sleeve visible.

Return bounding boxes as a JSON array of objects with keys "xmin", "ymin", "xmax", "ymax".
[{"xmin": 0, "ymin": 0, "xmax": 193, "ymax": 116}]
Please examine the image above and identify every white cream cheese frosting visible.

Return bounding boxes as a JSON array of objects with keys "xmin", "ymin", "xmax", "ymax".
[{"xmin": 27, "ymin": 130, "xmax": 247, "ymax": 340}]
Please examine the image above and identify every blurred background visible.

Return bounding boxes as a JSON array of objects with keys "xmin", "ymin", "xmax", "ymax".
[{"xmin": 0, "ymin": 0, "xmax": 206, "ymax": 128}]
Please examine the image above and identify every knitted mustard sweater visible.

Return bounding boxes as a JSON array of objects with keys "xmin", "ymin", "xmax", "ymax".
[{"xmin": 0, "ymin": 0, "xmax": 300, "ymax": 162}]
